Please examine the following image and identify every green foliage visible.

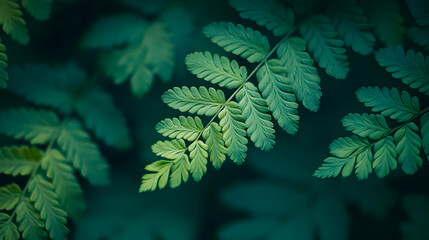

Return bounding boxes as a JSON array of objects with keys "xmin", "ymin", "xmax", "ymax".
[
  {"xmin": 0, "ymin": 0, "xmax": 29, "ymax": 45},
  {"xmin": 141, "ymin": 0, "xmax": 386, "ymax": 191},
  {"xmin": 405, "ymin": 0, "xmax": 429, "ymax": 26},
  {"xmin": 0, "ymin": 38, "xmax": 7, "ymax": 88},
  {"xmin": 21, "ymin": 0, "xmax": 53, "ymax": 21},
  {"xmin": 9, "ymin": 63, "xmax": 132, "ymax": 149},
  {"xmin": 376, "ymin": 46, "xmax": 429, "ymax": 96},
  {"xmin": 315, "ymin": 47, "xmax": 429, "ymax": 179},
  {"xmin": 0, "ymin": 146, "xmax": 41, "ymax": 176},
  {"xmin": 407, "ymin": 27, "xmax": 429, "ymax": 51},
  {"xmin": 84, "ymin": 14, "xmax": 175, "ymax": 97}
]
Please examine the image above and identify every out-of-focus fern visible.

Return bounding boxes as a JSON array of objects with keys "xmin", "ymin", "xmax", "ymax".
[
  {"xmin": 315, "ymin": 46, "xmax": 429, "ymax": 179},
  {"xmin": 83, "ymin": 13, "xmax": 174, "ymax": 97},
  {"xmin": 401, "ymin": 194, "xmax": 429, "ymax": 240},
  {"xmin": 139, "ymin": 0, "xmax": 382, "ymax": 191},
  {"xmin": 0, "ymin": 0, "xmax": 55, "ymax": 88},
  {"xmin": 0, "ymin": 61, "xmax": 130, "ymax": 239},
  {"xmin": 405, "ymin": 0, "xmax": 429, "ymax": 51}
]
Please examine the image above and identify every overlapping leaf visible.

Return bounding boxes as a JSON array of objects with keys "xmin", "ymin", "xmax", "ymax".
[
  {"xmin": 15, "ymin": 198, "xmax": 47, "ymax": 240},
  {"xmin": 203, "ymin": 22, "xmax": 270, "ymax": 63},
  {"xmin": 0, "ymin": 146, "xmax": 42, "ymax": 176},
  {"xmin": 0, "ymin": 0, "xmax": 29, "ymax": 44},
  {"xmin": 202, "ymin": 123, "xmax": 227, "ymax": 169},
  {"xmin": 0, "ymin": 184, "xmax": 21, "ymax": 210}
]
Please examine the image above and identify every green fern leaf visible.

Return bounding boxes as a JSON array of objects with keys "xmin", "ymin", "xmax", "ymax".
[
  {"xmin": 0, "ymin": 0, "xmax": 29, "ymax": 44},
  {"xmin": 0, "ymin": 108, "xmax": 60, "ymax": 144},
  {"xmin": 0, "ymin": 213, "xmax": 19, "ymax": 240},
  {"xmin": 300, "ymin": 15, "xmax": 349, "ymax": 79},
  {"xmin": 21, "ymin": 0, "xmax": 52, "ymax": 21},
  {"xmin": 203, "ymin": 122, "xmax": 227, "ymax": 169},
  {"xmin": 0, "ymin": 183, "xmax": 21, "ymax": 210},
  {"xmin": 229, "ymin": 0, "xmax": 295, "ymax": 37},
  {"xmin": 156, "ymin": 116, "xmax": 204, "ymax": 142},
  {"xmin": 407, "ymin": 27, "xmax": 429, "ymax": 51},
  {"xmin": 394, "ymin": 123, "xmax": 422, "ymax": 175},
  {"xmin": 41, "ymin": 149, "xmax": 85, "ymax": 220},
  {"xmin": 169, "ymin": 154, "xmax": 191, "ymax": 188},
  {"xmin": 57, "ymin": 120, "xmax": 109, "ymax": 185},
  {"xmin": 0, "ymin": 146, "xmax": 42, "ymax": 176},
  {"xmin": 219, "ymin": 102, "xmax": 248, "ymax": 164},
  {"xmin": 185, "ymin": 51, "xmax": 246, "ymax": 89},
  {"xmin": 83, "ymin": 14, "xmax": 147, "ymax": 49},
  {"xmin": 355, "ymin": 148, "xmax": 373, "ymax": 180},
  {"xmin": 16, "ymin": 198, "xmax": 47, "ymax": 240},
  {"xmin": 329, "ymin": 136, "xmax": 369, "ymax": 158},
  {"xmin": 257, "ymin": 59, "xmax": 299, "ymax": 134},
  {"xmin": 139, "ymin": 160, "xmax": 173, "ymax": 192},
  {"xmin": 28, "ymin": 174, "xmax": 69, "ymax": 240},
  {"xmin": 405, "ymin": 0, "xmax": 429, "ymax": 26},
  {"xmin": 189, "ymin": 140, "xmax": 208, "ymax": 181},
  {"xmin": 203, "ymin": 22, "xmax": 270, "ymax": 63},
  {"xmin": 0, "ymin": 38, "xmax": 7, "ymax": 88},
  {"xmin": 277, "ymin": 37, "xmax": 321, "ymax": 111},
  {"xmin": 75, "ymin": 87, "xmax": 132, "ymax": 149},
  {"xmin": 151, "ymin": 139, "xmax": 187, "ymax": 160},
  {"xmin": 422, "ymin": 113, "xmax": 429, "ymax": 160},
  {"xmin": 162, "ymin": 86, "xmax": 226, "ymax": 116},
  {"xmin": 361, "ymin": 0, "xmax": 404, "ymax": 45},
  {"xmin": 9, "ymin": 63, "xmax": 86, "ymax": 114},
  {"xmin": 376, "ymin": 46, "xmax": 429, "ymax": 96},
  {"xmin": 105, "ymin": 22, "xmax": 174, "ymax": 96},
  {"xmin": 313, "ymin": 156, "xmax": 356, "ymax": 178},
  {"xmin": 356, "ymin": 87, "xmax": 420, "ymax": 122},
  {"xmin": 373, "ymin": 136, "xmax": 397, "ymax": 178},
  {"xmin": 341, "ymin": 113, "xmax": 390, "ymax": 140},
  {"xmin": 328, "ymin": 0, "xmax": 375, "ymax": 55},
  {"xmin": 236, "ymin": 82, "xmax": 275, "ymax": 151}
]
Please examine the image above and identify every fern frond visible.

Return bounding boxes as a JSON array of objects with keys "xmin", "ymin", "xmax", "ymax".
[
  {"xmin": 257, "ymin": 59, "xmax": 299, "ymax": 135},
  {"xmin": 162, "ymin": 86, "xmax": 226, "ymax": 116},
  {"xmin": 0, "ymin": 0, "xmax": 29, "ymax": 44},
  {"xmin": 9, "ymin": 63, "xmax": 86, "ymax": 114},
  {"xmin": 189, "ymin": 140, "xmax": 208, "ymax": 181},
  {"xmin": 407, "ymin": 27, "xmax": 429, "ymax": 51},
  {"xmin": 0, "ymin": 38, "xmax": 7, "ymax": 88},
  {"xmin": 0, "ymin": 108, "xmax": 60, "ymax": 145},
  {"xmin": 219, "ymin": 102, "xmax": 248, "ymax": 164},
  {"xmin": 313, "ymin": 156, "xmax": 356, "ymax": 178},
  {"xmin": 229, "ymin": 0, "xmax": 295, "ymax": 37},
  {"xmin": 376, "ymin": 46, "xmax": 429, "ymax": 96},
  {"xmin": 237, "ymin": 82, "xmax": 275, "ymax": 151},
  {"xmin": 0, "ymin": 184, "xmax": 21, "ymax": 210},
  {"xmin": 329, "ymin": 136, "xmax": 369, "ymax": 158},
  {"xmin": 106, "ymin": 22, "xmax": 174, "ymax": 96},
  {"xmin": 83, "ymin": 14, "xmax": 147, "ymax": 49},
  {"xmin": 341, "ymin": 113, "xmax": 390, "ymax": 140},
  {"xmin": 394, "ymin": 123, "xmax": 422, "ymax": 175},
  {"xmin": 203, "ymin": 22, "xmax": 270, "ymax": 63},
  {"xmin": 373, "ymin": 136, "xmax": 397, "ymax": 178},
  {"xmin": 0, "ymin": 213, "xmax": 19, "ymax": 240},
  {"xmin": 57, "ymin": 120, "xmax": 109, "ymax": 185},
  {"xmin": 75, "ymin": 88, "xmax": 132, "ymax": 149},
  {"xmin": 139, "ymin": 160, "xmax": 173, "ymax": 192},
  {"xmin": 356, "ymin": 87, "xmax": 420, "ymax": 122},
  {"xmin": 277, "ymin": 37, "xmax": 321, "ymax": 111},
  {"xmin": 0, "ymin": 146, "xmax": 42, "ymax": 176},
  {"xmin": 21, "ymin": 0, "xmax": 52, "ymax": 21},
  {"xmin": 422, "ymin": 113, "xmax": 429, "ymax": 160},
  {"xmin": 16, "ymin": 198, "xmax": 47, "ymax": 240},
  {"xmin": 328, "ymin": 0, "xmax": 375, "ymax": 55},
  {"xmin": 185, "ymin": 51, "xmax": 246, "ymax": 89},
  {"xmin": 355, "ymin": 148, "xmax": 374, "ymax": 180},
  {"xmin": 405, "ymin": 0, "xmax": 429, "ymax": 26},
  {"xmin": 151, "ymin": 139, "xmax": 187, "ymax": 160},
  {"xmin": 156, "ymin": 116, "xmax": 204, "ymax": 142},
  {"xmin": 41, "ymin": 149, "xmax": 85, "ymax": 220},
  {"xmin": 300, "ymin": 15, "xmax": 349, "ymax": 79},
  {"xmin": 361, "ymin": 0, "xmax": 404, "ymax": 45},
  {"xmin": 28, "ymin": 174, "xmax": 69, "ymax": 240},
  {"xmin": 202, "ymin": 122, "xmax": 227, "ymax": 169}
]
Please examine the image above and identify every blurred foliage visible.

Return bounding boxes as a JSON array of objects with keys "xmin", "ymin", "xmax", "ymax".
[{"xmin": 0, "ymin": 0, "xmax": 428, "ymax": 239}]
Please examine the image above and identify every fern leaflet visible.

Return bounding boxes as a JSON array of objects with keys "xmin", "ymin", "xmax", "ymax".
[
  {"xmin": 0, "ymin": 38, "xmax": 7, "ymax": 88},
  {"xmin": 0, "ymin": 213, "xmax": 19, "ymax": 240},
  {"xmin": 21, "ymin": 0, "xmax": 52, "ymax": 21},
  {"xmin": 0, "ymin": 0, "xmax": 29, "ymax": 45},
  {"xmin": 0, "ymin": 146, "xmax": 42, "ymax": 176},
  {"xmin": 156, "ymin": 116, "xmax": 204, "ymax": 142},
  {"xmin": 0, "ymin": 184, "xmax": 21, "ymax": 210},
  {"xmin": 15, "ymin": 198, "xmax": 47, "ymax": 240}
]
